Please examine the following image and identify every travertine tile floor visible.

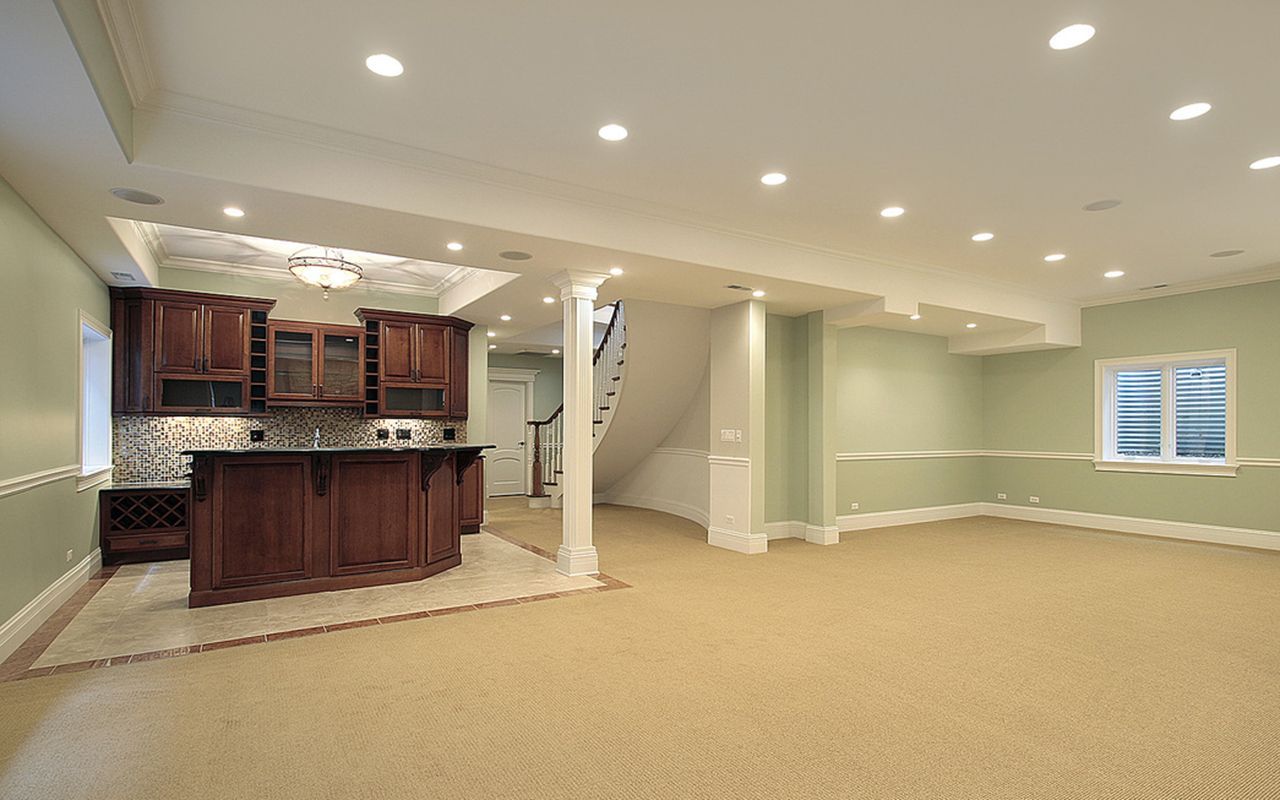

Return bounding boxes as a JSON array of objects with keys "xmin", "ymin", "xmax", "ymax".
[{"xmin": 34, "ymin": 532, "xmax": 603, "ymax": 668}]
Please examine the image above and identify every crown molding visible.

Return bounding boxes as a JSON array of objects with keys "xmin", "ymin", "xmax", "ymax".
[
  {"xmin": 1078, "ymin": 263, "xmax": 1280, "ymax": 308},
  {"xmin": 97, "ymin": 0, "xmax": 157, "ymax": 105}
]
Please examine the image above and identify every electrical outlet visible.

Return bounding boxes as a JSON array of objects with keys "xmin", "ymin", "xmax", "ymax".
[
  {"xmin": 249, "ymin": 429, "xmax": 265, "ymax": 442},
  {"xmin": 65, "ymin": 549, "xmax": 74, "ymax": 563},
  {"xmin": 850, "ymin": 502, "xmax": 860, "ymax": 511},
  {"xmin": 1029, "ymin": 495, "xmax": 1040, "ymax": 504},
  {"xmin": 725, "ymin": 514, "xmax": 735, "ymax": 525},
  {"xmin": 442, "ymin": 427, "xmax": 457, "ymax": 441},
  {"xmin": 734, "ymin": 429, "xmax": 742, "ymax": 443},
  {"xmin": 376, "ymin": 428, "xmax": 390, "ymax": 441},
  {"xmin": 996, "ymin": 492, "xmax": 1007, "ymax": 500},
  {"xmin": 395, "ymin": 428, "xmax": 412, "ymax": 441}
]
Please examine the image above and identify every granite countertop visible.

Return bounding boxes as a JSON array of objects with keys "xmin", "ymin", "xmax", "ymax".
[
  {"xmin": 103, "ymin": 480, "xmax": 192, "ymax": 491},
  {"xmin": 180, "ymin": 444, "xmax": 494, "ymax": 456}
]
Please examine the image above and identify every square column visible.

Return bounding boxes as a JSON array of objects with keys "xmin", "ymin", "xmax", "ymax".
[
  {"xmin": 550, "ymin": 270, "xmax": 611, "ymax": 576},
  {"xmin": 805, "ymin": 312, "xmax": 839, "ymax": 544}
]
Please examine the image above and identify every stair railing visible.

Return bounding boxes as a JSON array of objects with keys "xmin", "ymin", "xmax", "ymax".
[{"xmin": 528, "ymin": 302, "xmax": 626, "ymax": 497}]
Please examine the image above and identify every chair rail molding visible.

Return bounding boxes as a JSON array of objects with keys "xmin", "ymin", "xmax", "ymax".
[{"xmin": 0, "ymin": 464, "xmax": 81, "ymax": 499}]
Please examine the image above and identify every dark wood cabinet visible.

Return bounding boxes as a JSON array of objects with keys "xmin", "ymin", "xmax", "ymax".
[
  {"xmin": 460, "ymin": 456, "xmax": 484, "ymax": 533},
  {"xmin": 356, "ymin": 309, "xmax": 473, "ymax": 419},
  {"xmin": 99, "ymin": 484, "xmax": 191, "ymax": 565},
  {"xmin": 112, "ymin": 288, "xmax": 275, "ymax": 415},
  {"xmin": 188, "ymin": 447, "xmax": 485, "ymax": 607},
  {"xmin": 267, "ymin": 321, "xmax": 363, "ymax": 405}
]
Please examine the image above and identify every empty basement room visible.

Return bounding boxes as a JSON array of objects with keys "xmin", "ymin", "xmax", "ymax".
[{"xmin": 3, "ymin": 2, "xmax": 1280, "ymax": 798}]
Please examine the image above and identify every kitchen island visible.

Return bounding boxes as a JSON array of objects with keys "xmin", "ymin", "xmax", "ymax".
[{"xmin": 185, "ymin": 445, "xmax": 491, "ymax": 607}]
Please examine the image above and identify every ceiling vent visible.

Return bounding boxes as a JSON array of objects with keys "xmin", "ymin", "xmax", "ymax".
[
  {"xmin": 725, "ymin": 284, "xmax": 753, "ymax": 292},
  {"xmin": 1139, "ymin": 283, "xmax": 1169, "ymax": 291},
  {"xmin": 110, "ymin": 271, "xmax": 136, "ymax": 281}
]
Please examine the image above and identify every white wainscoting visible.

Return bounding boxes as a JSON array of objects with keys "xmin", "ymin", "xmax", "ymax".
[
  {"xmin": 0, "ymin": 548, "xmax": 103, "ymax": 664},
  {"xmin": 707, "ymin": 455, "xmax": 766, "ymax": 554},
  {"xmin": 597, "ymin": 447, "xmax": 711, "ymax": 528},
  {"xmin": 0, "ymin": 464, "xmax": 81, "ymax": 499}
]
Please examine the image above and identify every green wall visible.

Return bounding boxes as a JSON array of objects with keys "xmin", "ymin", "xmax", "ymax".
[
  {"xmin": 160, "ymin": 266, "xmax": 439, "ymax": 324},
  {"xmin": 834, "ymin": 327, "xmax": 983, "ymax": 514},
  {"xmin": 764, "ymin": 314, "xmax": 809, "ymax": 522},
  {"xmin": 487, "ymin": 353, "xmax": 563, "ymax": 420},
  {"xmin": 983, "ymin": 281, "xmax": 1280, "ymax": 532},
  {"xmin": 0, "ymin": 177, "xmax": 109, "ymax": 625}
]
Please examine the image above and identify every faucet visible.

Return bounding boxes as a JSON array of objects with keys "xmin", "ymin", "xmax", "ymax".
[{"xmin": 313, "ymin": 427, "xmax": 321, "ymax": 449}]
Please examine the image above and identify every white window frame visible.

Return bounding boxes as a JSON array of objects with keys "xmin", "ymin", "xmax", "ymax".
[
  {"xmin": 77, "ymin": 310, "xmax": 113, "ymax": 491},
  {"xmin": 1093, "ymin": 348, "xmax": 1236, "ymax": 477}
]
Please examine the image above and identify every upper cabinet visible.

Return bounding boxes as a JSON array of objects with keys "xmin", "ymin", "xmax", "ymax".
[
  {"xmin": 356, "ymin": 309, "xmax": 472, "ymax": 419},
  {"xmin": 267, "ymin": 321, "xmax": 364, "ymax": 406},
  {"xmin": 112, "ymin": 288, "xmax": 275, "ymax": 415}
]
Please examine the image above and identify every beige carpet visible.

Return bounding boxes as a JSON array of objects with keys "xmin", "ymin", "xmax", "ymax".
[{"xmin": 2, "ymin": 501, "xmax": 1279, "ymax": 799}]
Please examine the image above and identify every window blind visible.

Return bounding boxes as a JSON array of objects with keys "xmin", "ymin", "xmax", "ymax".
[
  {"xmin": 1114, "ymin": 369, "xmax": 1162, "ymax": 457},
  {"xmin": 1175, "ymin": 364, "xmax": 1227, "ymax": 458}
]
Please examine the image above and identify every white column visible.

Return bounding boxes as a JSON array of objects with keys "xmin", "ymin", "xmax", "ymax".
[{"xmin": 550, "ymin": 270, "xmax": 610, "ymax": 576}]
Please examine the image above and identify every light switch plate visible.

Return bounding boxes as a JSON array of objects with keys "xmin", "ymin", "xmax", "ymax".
[{"xmin": 720, "ymin": 429, "xmax": 736, "ymax": 442}]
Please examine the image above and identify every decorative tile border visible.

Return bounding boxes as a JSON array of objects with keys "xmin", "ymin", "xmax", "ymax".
[{"xmin": 0, "ymin": 530, "xmax": 629, "ymax": 682}]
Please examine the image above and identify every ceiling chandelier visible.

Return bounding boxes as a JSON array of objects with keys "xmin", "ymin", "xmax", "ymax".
[{"xmin": 287, "ymin": 246, "xmax": 363, "ymax": 299}]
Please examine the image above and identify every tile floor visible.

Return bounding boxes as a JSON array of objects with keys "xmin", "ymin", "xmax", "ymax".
[{"xmin": 1, "ymin": 530, "xmax": 627, "ymax": 680}]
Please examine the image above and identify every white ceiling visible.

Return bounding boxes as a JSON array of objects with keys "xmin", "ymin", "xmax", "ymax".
[
  {"xmin": 1, "ymin": 0, "xmax": 1276, "ymax": 355},
  {"xmin": 116, "ymin": 0, "xmax": 1280, "ymax": 301}
]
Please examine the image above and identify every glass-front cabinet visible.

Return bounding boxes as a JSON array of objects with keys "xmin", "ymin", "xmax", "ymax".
[{"xmin": 267, "ymin": 322, "xmax": 364, "ymax": 406}]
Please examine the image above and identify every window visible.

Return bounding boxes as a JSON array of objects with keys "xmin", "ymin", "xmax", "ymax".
[
  {"xmin": 77, "ymin": 311, "xmax": 112, "ymax": 490},
  {"xmin": 1095, "ymin": 349, "xmax": 1236, "ymax": 476}
]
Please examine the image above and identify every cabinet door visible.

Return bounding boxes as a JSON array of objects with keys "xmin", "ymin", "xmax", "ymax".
[
  {"xmin": 212, "ymin": 456, "xmax": 312, "ymax": 588},
  {"xmin": 459, "ymin": 457, "xmax": 483, "ymax": 530},
  {"xmin": 449, "ymin": 327, "xmax": 469, "ymax": 417},
  {"xmin": 329, "ymin": 453, "xmax": 417, "ymax": 574},
  {"xmin": 203, "ymin": 304, "xmax": 249, "ymax": 374},
  {"xmin": 381, "ymin": 321, "xmax": 416, "ymax": 381},
  {"xmin": 155, "ymin": 301, "xmax": 202, "ymax": 374},
  {"xmin": 416, "ymin": 324, "xmax": 449, "ymax": 383},
  {"xmin": 269, "ymin": 326, "xmax": 317, "ymax": 399},
  {"xmin": 319, "ymin": 329, "xmax": 362, "ymax": 401},
  {"xmin": 424, "ymin": 454, "xmax": 461, "ymax": 564},
  {"xmin": 155, "ymin": 375, "xmax": 249, "ymax": 413}
]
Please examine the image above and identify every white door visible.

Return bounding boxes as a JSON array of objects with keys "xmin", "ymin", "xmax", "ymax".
[{"xmin": 486, "ymin": 381, "xmax": 528, "ymax": 496}]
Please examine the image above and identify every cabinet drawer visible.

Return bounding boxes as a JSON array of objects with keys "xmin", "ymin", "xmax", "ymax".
[{"xmin": 108, "ymin": 532, "xmax": 189, "ymax": 552}]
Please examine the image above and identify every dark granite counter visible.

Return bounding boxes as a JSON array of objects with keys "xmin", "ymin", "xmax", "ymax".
[{"xmin": 181, "ymin": 444, "xmax": 493, "ymax": 456}]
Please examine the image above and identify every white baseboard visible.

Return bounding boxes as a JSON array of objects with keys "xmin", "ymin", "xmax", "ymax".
[
  {"xmin": 805, "ymin": 524, "xmax": 840, "ymax": 545},
  {"xmin": 707, "ymin": 526, "xmax": 768, "ymax": 554},
  {"xmin": 598, "ymin": 492, "xmax": 710, "ymax": 529},
  {"xmin": 0, "ymin": 548, "xmax": 102, "ymax": 664},
  {"xmin": 978, "ymin": 503, "xmax": 1280, "ymax": 552},
  {"xmin": 838, "ymin": 503, "xmax": 985, "ymax": 532},
  {"xmin": 764, "ymin": 520, "xmax": 841, "ymax": 545}
]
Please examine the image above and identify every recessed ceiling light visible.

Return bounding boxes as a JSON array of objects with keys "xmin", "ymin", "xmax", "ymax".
[
  {"xmin": 1044, "ymin": 253, "xmax": 1067, "ymax": 263},
  {"xmin": 609, "ymin": 266, "xmax": 624, "ymax": 276},
  {"xmin": 752, "ymin": 289, "xmax": 766, "ymax": 298},
  {"xmin": 365, "ymin": 53, "xmax": 404, "ymax": 77},
  {"xmin": 542, "ymin": 296, "xmax": 555, "ymax": 304},
  {"xmin": 486, "ymin": 330, "xmax": 496, "ymax": 338},
  {"xmin": 909, "ymin": 314, "xmax": 921, "ymax": 321},
  {"xmin": 971, "ymin": 232, "xmax": 994, "ymax": 242},
  {"xmin": 446, "ymin": 241, "xmax": 463, "ymax": 251},
  {"xmin": 109, "ymin": 187, "xmax": 164, "ymax": 205},
  {"xmin": 1169, "ymin": 102, "xmax": 1211, "ymax": 121},
  {"xmin": 551, "ymin": 349, "xmax": 561, "ymax": 355},
  {"xmin": 1049, "ymin": 23, "xmax": 1095, "ymax": 50},
  {"xmin": 598, "ymin": 123, "xmax": 628, "ymax": 142},
  {"xmin": 1249, "ymin": 156, "xmax": 1280, "ymax": 170},
  {"xmin": 1104, "ymin": 270, "xmax": 1125, "ymax": 278},
  {"xmin": 488, "ymin": 344, "xmax": 496, "ymax": 350},
  {"xmin": 222, "ymin": 206, "xmax": 245, "ymax": 218},
  {"xmin": 499, "ymin": 314, "xmax": 512, "ymax": 321},
  {"xmin": 880, "ymin": 206, "xmax": 905, "ymax": 218},
  {"xmin": 965, "ymin": 322, "xmax": 978, "ymax": 329},
  {"xmin": 1083, "ymin": 199, "xmax": 1122, "ymax": 212},
  {"xmin": 499, "ymin": 250, "xmax": 532, "ymax": 261},
  {"xmin": 760, "ymin": 172, "xmax": 787, "ymax": 186},
  {"xmin": 1210, "ymin": 249, "xmax": 1245, "ymax": 258}
]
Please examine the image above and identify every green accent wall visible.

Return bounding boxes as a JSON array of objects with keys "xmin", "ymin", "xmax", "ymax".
[
  {"xmin": 487, "ymin": 353, "xmax": 564, "ymax": 420},
  {"xmin": 159, "ymin": 266, "xmax": 439, "ymax": 324},
  {"xmin": 764, "ymin": 314, "xmax": 808, "ymax": 522},
  {"xmin": 0, "ymin": 177, "xmax": 109, "ymax": 625},
  {"xmin": 983, "ymin": 281, "xmax": 1280, "ymax": 532}
]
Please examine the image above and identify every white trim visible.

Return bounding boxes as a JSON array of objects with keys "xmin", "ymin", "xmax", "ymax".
[
  {"xmin": 979, "ymin": 503, "xmax": 1280, "ymax": 552},
  {"xmin": 1091, "ymin": 459, "xmax": 1238, "ymax": 477},
  {"xmin": 487, "ymin": 371, "xmax": 538, "ymax": 496},
  {"xmin": 1240, "ymin": 457, "xmax": 1280, "ymax": 468},
  {"xmin": 77, "ymin": 310, "xmax": 113, "ymax": 486},
  {"xmin": 836, "ymin": 450, "xmax": 982, "ymax": 461},
  {"xmin": 838, "ymin": 503, "xmax": 985, "ymax": 531},
  {"xmin": 651, "ymin": 446, "xmax": 711, "ymax": 460},
  {"xmin": 763, "ymin": 520, "xmax": 841, "ymax": 545},
  {"xmin": 707, "ymin": 455, "xmax": 751, "ymax": 466},
  {"xmin": 601, "ymin": 492, "xmax": 710, "ymax": 529},
  {"xmin": 487, "ymin": 367, "xmax": 541, "ymax": 384},
  {"xmin": 76, "ymin": 466, "xmax": 114, "ymax": 492},
  {"xmin": 707, "ymin": 527, "xmax": 768, "ymax": 554},
  {"xmin": 0, "ymin": 465, "xmax": 81, "ymax": 499},
  {"xmin": 0, "ymin": 549, "xmax": 103, "ymax": 664},
  {"xmin": 982, "ymin": 450, "xmax": 1093, "ymax": 461},
  {"xmin": 1080, "ymin": 265, "xmax": 1280, "ymax": 308},
  {"xmin": 805, "ymin": 524, "xmax": 840, "ymax": 545}
]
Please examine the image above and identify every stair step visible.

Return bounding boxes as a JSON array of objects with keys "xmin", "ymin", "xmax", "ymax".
[
  {"xmin": 605, "ymin": 391, "xmax": 615, "ymax": 397},
  {"xmin": 593, "ymin": 419, "xmax": 603, "ymax": 424},
  {"xmin": 611, "ymin": 376, "xmax": 620, "ymax": 382},
  {"xmin": 598, "ymin": 405, "xmax": 610, "ymax": 411}
]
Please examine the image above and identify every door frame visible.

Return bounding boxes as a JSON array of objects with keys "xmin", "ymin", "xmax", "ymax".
[{"xmin": 487, "ymin": 367, "xmax": 539, "ymax": 496}]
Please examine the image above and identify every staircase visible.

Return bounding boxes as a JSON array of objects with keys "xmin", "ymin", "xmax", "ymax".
[{"xmin": 528, "ymin": 302, "xmax": 626, "ymax": 506}]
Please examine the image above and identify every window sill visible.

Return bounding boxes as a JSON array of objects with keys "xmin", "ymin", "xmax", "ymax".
[
  {"xmin": 1092, "ymin": 459, "xmax": 1237, "ymax": 477},
  {"xmin": 76, "ymin": 466, "xmax": 113, "ymax": 492}
]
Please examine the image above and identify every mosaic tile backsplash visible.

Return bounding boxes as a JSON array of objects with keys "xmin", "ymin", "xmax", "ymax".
[{"xmin": 113, "ymin": 408, "xmax": 468, "ymax": 483}]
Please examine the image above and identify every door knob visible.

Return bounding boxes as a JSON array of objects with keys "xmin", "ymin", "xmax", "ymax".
[{"xmin": 517, "ymin": 441, "xmax": 525, "ymax": 447}]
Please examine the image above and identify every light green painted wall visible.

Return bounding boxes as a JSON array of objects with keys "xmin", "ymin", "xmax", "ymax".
[
  {"xmin": 983, "ymin": 280, "xmax": 1280, "ymax": 531},
  {"xmin": 487, "ymin": 353, "xmax": 563, "ymax": 420},
  {"xmin": 764, "ymin": 314, "xmax": 808, "ymax": 522},
  {"xmin": 0, "ymin": 177, "xmax": 109, "ymax": 624},
  {"xmin": 160, "ymin": 266, "xmax": 439, "ymax": 324},
  {"xmin": 834, "ymin": 327, "xmax": 983, "ymax": 514}
]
